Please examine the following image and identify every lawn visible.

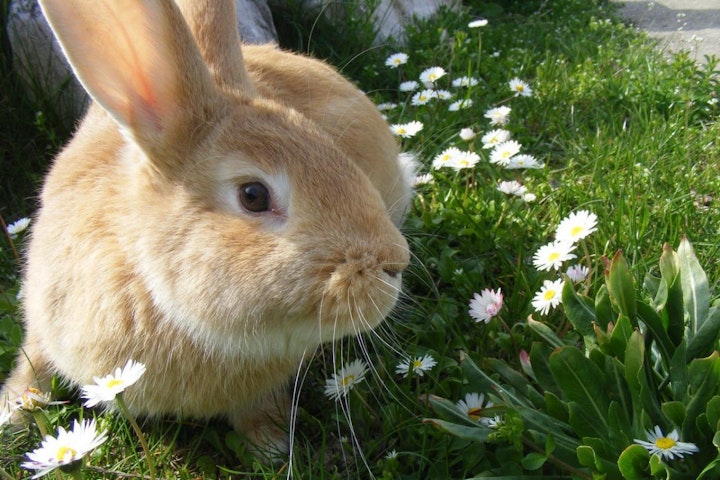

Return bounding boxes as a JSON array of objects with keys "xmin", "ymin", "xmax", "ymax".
[{"xmin": 2, "ymin": 0, "xmax": 720, "ymax": 478}]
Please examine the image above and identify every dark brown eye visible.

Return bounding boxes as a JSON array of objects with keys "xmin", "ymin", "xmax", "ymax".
[{"xmin": 238, "ymin": 182, "xmax": 271, "ymax": 213}]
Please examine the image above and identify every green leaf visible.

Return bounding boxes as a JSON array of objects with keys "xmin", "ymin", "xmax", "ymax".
[
  {"xmin": 685, "ymin": 353, "xmax": 720, "ymax": 438},
  {"xmin": 423, "ymin": 418, "xmax": 492, "ymax": 443},
  {"xmin": 706, "ymin": 396, "xmax": 720, "ymax": 432},
  {"xmin": 687, "ymin": 306, "xmax": 720, "ymax": 361},
  {"xmin": 636, "ymin": 300, "xmax": 675, "ymax": 364},
  {"xmin": 605, "ymin": 251, "xmax": 637, "ymax": 324},
  {"xmin": 461, "ymin": 354, "xmax": 528, "ymax": 407},
  {"xmin": 669, "ymin": 341, "xmax": 689, "ymax": 401},
  {"xmin": 661, "ymin": 401, "xmax": 686, "ymax": 428},
  {"xmin": 648, "ymin": 454, "xmax": 670, "ymax": 478},
  {"xmin": 595, "ymin": 285, "xmax": 614, "ymax": 330},
  {"xmin": 678, "ymin": 237, "xmax": 710, "ymax": 335},
  {"xmin": 607, "ymin": 315, "xmax": 633, "ymax": 359},
  {"xmin": 625, "ymin": 331, "xmax": 664, "ymax": 428},
  {"xmin": 520, "ymin": 452, "xmax": 547, "ymax": 471},
  {"xmin": 576, "ymin": 445, "xmax": 597, "ymax": 468},
  {"xmin": 527, "ymin": 317, "xmax": 563, "ymax": 348},
  {"xmin": 544, "ymin": 391, "xmax": 569, "ymax": 423},
  {"xmin": 530, "ymin": 342, "xmax": 560, "ymax": 396},
  {"xmin": 562, "ymin": 278, "xmax": 596, "ymax": 338},
  {"xmin": 617, "ymin": 444, "xmax": 650, "ymax": 480},
  {"xmin": 549, "ymin": 348, "xmax": 610, "ymax": 438}
]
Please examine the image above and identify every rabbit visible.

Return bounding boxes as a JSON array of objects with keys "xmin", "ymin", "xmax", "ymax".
[{"xmin": 1, "ymin": 0, "xmax": 413, "ymax": 455}]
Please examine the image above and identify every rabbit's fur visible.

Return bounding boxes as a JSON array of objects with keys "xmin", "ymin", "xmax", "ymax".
[{"xmin": 2, "ymin": 0, "xmax": 412, "ymax": 452}]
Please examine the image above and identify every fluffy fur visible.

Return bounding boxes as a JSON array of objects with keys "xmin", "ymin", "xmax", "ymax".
[{"xmin": 1, "ymin": 0, "xmax": 411, "ymax": 452}]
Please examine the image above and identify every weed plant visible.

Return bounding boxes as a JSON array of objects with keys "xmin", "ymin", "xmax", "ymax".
[{"xmin": 2, "ymin": 0, "xmax": 720, "ymax": 478}]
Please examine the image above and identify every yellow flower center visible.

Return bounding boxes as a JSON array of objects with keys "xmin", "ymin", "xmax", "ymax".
[
  {"xmin": 543, "ymin": 289, "xmax": 557, "ymax": 301},
  {"xmin": 571, "ymin": 226, "xmax": 584, "ymax": 237},
  {"xmin": 397, "ymin": 128, "xmax": 407, "ymax": 134},
  {"xmin": 105, "ymin": 379, "xmax": 124, "ymax": 388},
  {"xmin": 548, "ymin": 252, "xmax": 560, "ymax": 261},
  {"xmin": 502, "ymin": 150, "xmax": 512, "ymax": 158},
  {"xmin": 342, "ymin": 375, "xmax": 355, "ymax": 387},
  {"xmin": 412, "ymin": 359, "xmax": 423, "ymax": 369},
  {"xmin": 56, "ymin": 446, "xmax": 78, "ymax": 462},
  {"xmin": 655, "ymin": 437, "xmax": 676, "ymax": 450},
  {"xmin": 467, "ymin": 407, "xmax": 483, "ymax": 421},
  {"xmin": 516, "ymin": 85, "xmax": 524, "ymax": 92}
]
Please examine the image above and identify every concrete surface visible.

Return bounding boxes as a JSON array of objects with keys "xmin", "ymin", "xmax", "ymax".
[{"xmin": 613, "ymin": 0, "xmax": 720, "ymax": 64}]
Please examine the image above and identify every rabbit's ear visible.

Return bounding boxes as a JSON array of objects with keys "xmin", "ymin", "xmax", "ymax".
[
  {"xmin": 39, "ymin": 0, "xmax": 219, "ymax": 149},
  {"xmin": 174, "ymin": 0, "xmax": 257, "ymax": 95}
]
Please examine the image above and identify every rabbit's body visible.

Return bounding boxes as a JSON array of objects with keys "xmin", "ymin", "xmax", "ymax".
[{"xmin": 2, "ymin": 0, "xmax": 411, "ymax": 452}]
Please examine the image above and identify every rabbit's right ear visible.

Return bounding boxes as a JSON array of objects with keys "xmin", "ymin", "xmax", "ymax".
[{"xmin": 39, "ymin": 0, "xmax": 221, "ymax": 157}]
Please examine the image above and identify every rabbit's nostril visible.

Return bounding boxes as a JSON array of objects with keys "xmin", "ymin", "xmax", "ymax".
[{"xmin": 383, "ymin": 267, "xmax": 402, "ymax": 279}]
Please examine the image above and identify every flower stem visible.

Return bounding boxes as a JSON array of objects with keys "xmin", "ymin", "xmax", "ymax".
[
  {"xmin": 115, "ymin": 394, "xmax": 156, "ymax": 480},
  {"xmin": 0, "ymin": 467, "xmax": 14, "ymax": 480},
  {"xmin": 31, "ymin": 410, "xmax": 50, "ymax": 437}
]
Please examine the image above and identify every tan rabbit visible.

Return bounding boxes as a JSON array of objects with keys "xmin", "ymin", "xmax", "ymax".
[{"xmin": 1, "ymin": 0, "xmax": 412, "ymax": 454}]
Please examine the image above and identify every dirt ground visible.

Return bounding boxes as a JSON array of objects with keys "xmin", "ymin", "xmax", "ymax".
[{"xmin": 612, "ymin": 0, "xmax": 720, "ymax": 65}]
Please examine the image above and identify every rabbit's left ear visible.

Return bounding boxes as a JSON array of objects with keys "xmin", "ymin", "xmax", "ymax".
[{"xmin": 39, "ymin": 0, "xmax": 219, "ymax": 148}]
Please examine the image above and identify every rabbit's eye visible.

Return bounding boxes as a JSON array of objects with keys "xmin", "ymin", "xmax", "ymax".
[{"xmin": 238, "ymin": 182, "xmax": 271, "ymax": 213}]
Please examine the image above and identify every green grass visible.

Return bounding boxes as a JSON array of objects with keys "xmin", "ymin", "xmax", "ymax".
[{"xmin": 2, "ymin": 0, "xmax": 720, "ymax": 478}]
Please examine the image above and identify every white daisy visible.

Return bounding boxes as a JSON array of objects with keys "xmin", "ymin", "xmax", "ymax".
[
  {"xmin": 376, "ymin": 102, "xmax": 398, "ymax": 111},
  {"xmin": 15, "ymin": 387, "xmax": 65, "ymax": 412},
  {"xmin": 555, "ymin": 210, "xmax": 598, "ymax": 243},
  {"xmin": 324, "ymin": 359, "xmax": 368, "ymax": 400},
  {"xmin": 7, "ymin": 217, "xmax": 31, "ymax": 238},
  {"xmin": 634, "ymin": 426, "xmax": 699, "ymax": 461},
  {"xmin": 505, "ymin": 154, "xmax": 543, "ymax": 169},
  {"xmin": 497, "ymin": 180, "xmax": 527, "ymax": 197},
  {"xmin": 390, "ymin": 121, "xmax": 423, "ymax": 138},
  {"xmin": 385, "ymin": 52, "xmax": 409, "ymax": 68},
  {"xmin": 531, "ymin": 278, "xmax": 565, "ymax": 315},
  {"xmin": 419, "ymin": 66, "xmax": 447, "ymax": 85},
  {"xmin": 81, "ymin": 359, "xmax": 147, "ymax": 407},
  {"xmin": 452, "ymin": 76, "xmax": 480, "ymax": 88},
  {"xmin": 448, "ymin": 150, "xmax": 480, "ymax": 170},
  {"xmin": 459, "ymin": 128, "xmax": 476, "ymax": 141},
  {"xmin": 399, "ymin": 80, "xmax": 420, "ymax": 92},
  {"xmin": 484, "ymin": 106, "xmax": 511, "ymax": 126},
  {"xmin": 489, "ymin": 140, "xmax": 522, "ymax": 166},
  {"xmin": 432, "ymin": 147, "xmax": 462, "ymax": 169},
  {"xmin": 485, "ymin": 415, "xmax": 503, "ymax": 429},
  {"xmin": 468, "ymin": 19, "xmax": 489, "ymax": 28},
  {"xmin": 395, "ymin": 354, "xmax": 437, "ymax": 377},
  {"xmin": 481, "ymin": 128, "xmax": 511, "ymax": 149},
  {"xmin": 468, "ymin": 288, "xmax": 503, "ymax": 323},
  {"xmin": 533, "ymin": 240, "xmax": 577, "ymax": 271},
  {"xmin": 435, "ymin": 89, "xmax": 454, "ymax": 100},
  {"xmin": 413, "ymin": 173, "xmax": 434, "ymax": 186},
  {"xmin": 22, "ymin": 419, "xmax": 108, "ymax": 479},
  {"xmin": 456, "ymin": 392, "xmax": 494, "ymax": 423},
  {"xmin": 386, "ymin": 450, "xmax": 398, "ymax": 460},
  {"xmin": 522, "ymin": 192, "xmax": 537, "ymax": 202},
  {"xmin": 449, "ymin": 98, "xmax": 473, "ymax": 111},
  {"xmin": 411, "ymin": 89, "xmax": 438, "ymax": 106},
  {"xmin": 509, "ymin": 78, "xmax": 533, "ymax": 97},
  {"xmin": 566, "ymin": 264, "xmax": 590, "ymax": 283}
]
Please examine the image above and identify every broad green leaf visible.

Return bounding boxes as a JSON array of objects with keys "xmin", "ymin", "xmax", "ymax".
[
  {"xmin": 636, "ymin": 300, "xmax": 675, "ymax": 364},
  {"xmin": 530, "ymin": 342, "xmax": 560, "ymax": 396},
  {"xmin": 659, "ymin": 243, "xmax": 679, "ymax": 283},
  {"xmin": 687, "ymin": 306, "xmax": 720, "ymax": 361},
  {"xmin": 661, "ymin": 401, "xmax": 686, "ymax": 428},
  {"xmin": 487, "ymin": 358, "xmax": 534, "ymax": 398},
  {"xmin": 685, "ymin": 353, "xmax": 720, "ymax": 438},
  {"xmin": 568, "ymin": 402, "xmax": 607, "ymax": 440},
  {"xmin": 607, "ymin": 315, "xmax": 633, "ymax": 359},
  {"xmin": 706, "ymin": 396, "xmax": 720, "ymax": 432},
  {"xmin": 544, "ymin": 391, "xmax": 569, "ymax": 423},
  {"xmin": 461, "ymin": 354, "xmax": 528, "ymax": 407},
  {"xmin": 605, "ymin": 251, "xmax": 637, "ymax": 324},
  {"xmin": 625, "ymin": 331, "xmax": 664, "ymax": 428},
  {"xmin": 549, "ymin": 348, "xmax": 609, "ymax": 437},
  {"xmin": 648, "ymin": 454, "xmax": 670, "ymax": 478},
  {"xmin": 423, "ymin": 418, "xmax": 492, "ymax": 443},
  {"xmin": 527, "ymin": 316, "xmax": 563, "ymax": 348},
  {"xmin": 595, "ymin": 285, "xmax": 614, "ymax": 330},
  {"xmin": 576, "ymin": 445, "xmax": 597, "ymax": 468},
  {"xmin": 698, "ymin": 458, "xmax": 720, "ymax": 480},
  {"xmin": 643, "ymin": 272, "xmax": 660, "ymax": 302},
  {"xmin": 607, "ymin": 401, "xmax": 631, "ymax": 450},
  {"xmin": 520, "ymin": 452, "xmax": 547, "ymax": 471},
  {"xmin": 669, "ymin": 341, "xmax": 689, "ymax": 401},
  {"xmin": 678, "ymin": 237, "xmax": 709, "ymax": 335},
  {"xmin": 660, "ymin": 244, "xmax": 685, "ymax": 345},
  {"xmin": 562, "ymin": 278, "xmax": 596, "ymax": 338},
  {"xmin": 617, "ymin": 444, "xmax": 650, "ymax": 480}
]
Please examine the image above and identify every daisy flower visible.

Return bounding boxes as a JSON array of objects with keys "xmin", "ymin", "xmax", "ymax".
[
  {"xmin": 411, "ymin": 89, "xmax": 438, "ymax": 106},
  {"xmin": 485, "ymin": 415, "xmax": 503, "ymax": 429},
  {"xmin": 490, "ymin": 140, "xmax": 522, "ymax": 166},
  {"xmin": 16, "ymin": 387, "xmax": 65, "ymax": 412},
  {"xmin": 481, "ymin": 128, "xmax": 511, "ymax": 149},
  {"xmin": 395, "ymin": 354, "xmax": 437, "ymax": 377},
  {"xmin": 413, "ymin": 173, "xmax": 434, "ymax": 186},
  {"xmin": 456, "ymin": 392, "xmax": 494, "ymax": 423},
  {"xmin": 452, "ymin": 76, "xmax": 480, "ymax": 88},
  {"xmin": 634, "ymin": 426, "xmax": 699, "ymax": 461},
  {"xmin": 81, "ymin": 359, "xmax": 146, "ymax": 407},
  {"xmin": 419, "ymin": 66, "xmax": 447, "ymax": 85},
  {"xmin": 566, "ymin": 264, "xmax": 590, "ymax": 283},
  {"xmin": 505, "ymin": 153, "xmax": 543, "ymax": 169},
  {"xmin": 432, "ymin": 147, "xmax": 462, "ymax": 169},
  {"xmin": 509, "ymin": 78, "xmax": 533, "ymax": 97},
  {"xmin": 386, "ymin": 450, "xmax": 398, "ymax": 460},
  {"xmin": 376, "ymin": 102, "xmax": 398, "ymax": 111},
  {"xmin": 468, "ymin": 19, "xmax": 489, "ymax": 28},
  {"xmin": 435, "ymin": 89, "xmax": 454, "ymax": 101},
  {"xmin": 385, "ymin": 52, "xmax": 409, "ymax": 68},
  {"xmin": 7, "ymin": 217, "xmax": 31, "ymax": 238},
  {"xmin": 555, "ymin": 210, "xmax": 598, "ymax": 243},
  {"xmin": 399, "ymin": 80, "xmax": 419, "ymax": 92},
  {"xmin": 448, "ymin": 151, "xmax": 480, "ymax": 170},
  {"xmin": 531, "ymin": 278, "xmax": 565, "ymax": 315},
  {"xmin": 533, "ymin": 240, "xmax": 577, "ymax": 271},
  {"xmin": 459, "ymin": 128, "xmax": 476, "ymax": 141},
  {"xmin": 522, "ymin": 192, "xmax": 537, "ymax": 202},
  {"xmin": 484, "ymin": 106, "xmax": 511, "ymax": 126},
  {"xmin": 22, "ymin": 419, "xmax": 108, "ymax": 479},
  {"xmin": 497, "ymin": 180, "xmax": 527, "ymax": 197},
  {"xmin": 324, "ymin": 359, "xmax": 368, "ymax": 400},
  {"xmin": 390, "ymin": 121, "xmax": 423, "ymax": 138},
  {"xmin": 468, "ymin": 288, "xmax": 503, "ymax": 323},
  {"xmin": 448, "ymin": 99, "xmax": 473, "ymax": 111}
]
